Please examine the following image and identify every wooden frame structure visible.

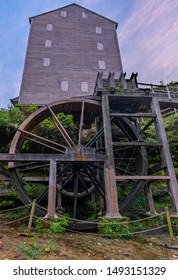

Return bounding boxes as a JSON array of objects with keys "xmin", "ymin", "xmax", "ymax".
[{"xmin": 1, "ymin": 72, "xmax": 178, "ymax": 228}]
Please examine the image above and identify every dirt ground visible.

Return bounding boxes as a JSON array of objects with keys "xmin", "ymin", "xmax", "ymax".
[{"xmin": 0, "ymin": 224, "xmax": 178, "ymax": 260}]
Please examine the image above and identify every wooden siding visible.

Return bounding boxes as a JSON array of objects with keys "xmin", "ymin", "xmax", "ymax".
[{"xmin": 19, "ymin": 4, "xmax": 123, "ymax": 105}]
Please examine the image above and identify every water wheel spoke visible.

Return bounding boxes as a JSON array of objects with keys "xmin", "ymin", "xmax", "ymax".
[
  {"xmin": 86, "ymin": 127, "xmax": 104, "ymax": 148},
  {"xmin": 113, "ymin": 146, "xmax": 133, "ymax": 152},
  {"xmin": 87, "ymin": 162, "xmax": 104, "ymax": 171},
  {"xmin": 18, "ymin": 128, "xmax": 66, "ymax": 153},
  {"xmin": 73, "ymin": 166, "xmax": 79, "ymax": 218},
  {"xmin": 58, "ymin": 173, "xmax": 73, "ymax": 191},
  {"xmin": 83, "ymin": 163, "xmax": 105, "ymax": 199},
  {"xmin": 78, "ymin": 99, "xmax": 85, "ymax": 146},
  {"xmin": 19, "ymin": 163, "xmax": 49, "ymax": 173},
  {"xmin": 36, "ymin": 188, "xmax": 48, "ymax": 204},
  {"xmin": 115, "ymin": 166, "xmax": 134, "ymax": 176},
  {"xmin": 78, "ymin": 173, "xmax": 90, "ymax": 195},
  {"xmin": 10, "ymin": 161, "xmax": 40, "ymax": 171},
  {"xmin": 46, "ymin": 105, "xmax": 75, "ymax": 147},
  {"xmin": 141, "ymin": 118, "xmax": 154, "ymax": 134},
  {"xmin": 57, "ymin": 163, "xmax": 73, "ymax": 183}
]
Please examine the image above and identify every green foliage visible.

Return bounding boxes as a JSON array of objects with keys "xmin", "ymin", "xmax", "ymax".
[
  {"xmin": 17, "ymin": 241, "xmax": 59, "ymax": 259},
  {"xmin": 18, "ymin": 243, "xmax": 39, "ymax": 258},
  {"xmin": 98, "ymin": 217, "xmax": 133, "ymax": 239},
  {"xmin": 0, "ymin": 103, "xmax": 37, "ymax": 129},
  {"xmin": 48, "ymin": 218, "xmax": 68, "ymax": 233},
  {"xmin": 34, "ymin": 219, "xmax": 46, "ymax": 232},
  {"xmin": 0, "ymin": 207, "xmax": 30, "ymax": 220},
  {"xmin": 84, "ymin": 200, "xmax": 100, "ymax": 221},
  {"xmin": 24, "ymin": 183, "xmax": 47, "ymax": 198},
  {"xmin": 131, "ymin": 192, "xmax": 147, "ymax": 210},
  {"xmin": 0, "ymin": 105, "xmax": 76, "ymax": 152},
  {"xmin": 0, "ymin": 199, "xmax": 14, "ymax": 209}
]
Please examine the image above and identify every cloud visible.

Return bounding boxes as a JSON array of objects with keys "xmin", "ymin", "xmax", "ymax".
[{"xmin": 119, "ymin": 0, "xmax": 178, "ymax": 83}]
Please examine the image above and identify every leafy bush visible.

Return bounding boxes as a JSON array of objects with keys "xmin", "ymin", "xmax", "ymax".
[
  {"xmin": 48, "ymin": 218, "xmax": 68, "ymax": 233},
  {"xmin": 98, "ymin": 216, "xmax": 133, "ymax": 239}
]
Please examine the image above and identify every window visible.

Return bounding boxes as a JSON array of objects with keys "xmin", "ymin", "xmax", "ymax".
[
  {"xmin": 96, "ymin": 27, "xmax": 102, "ymax": 34},
  {"xmin": 98, "ymin": 60, "xmax": 106, "ymax": 69},
  {"xmin": 46, "ymin": 24, "xmax": 53, "ymax": 31},
  {"xmin": 43, "ymin": 58, "xmax": 50, "ymax": 67},
  {"xmin": 97, "ymin": 42, "xmax": 104, "ymax": 51},
  {"xmin": 82, "ymin": 12, "xmax": 88, "ymax": 18},
  {"xmin": 45, "ymin": 40, "xmax": 52, "ymax": 48},
  {"xmin": 81, "ymin": 82, "xmax": 89, "ymax": 92},
  {"xmin": 61, "ymin": 81, "xmax": 69, "ymax": 91},
  {"xmin": 61, "ymin": 10, "xmax": 67, "ymax": 17}
]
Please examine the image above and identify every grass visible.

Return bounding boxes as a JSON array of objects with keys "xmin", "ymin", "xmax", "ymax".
[{"xmin": 17, "ymin": 240, "xmax": 60, "ymax": 259}]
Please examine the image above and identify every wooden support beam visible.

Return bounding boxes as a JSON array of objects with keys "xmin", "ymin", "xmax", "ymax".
[
  {"xmin": 0, "ymin": 153, "xmax": 106, "ymax": 163},
  {"xmin": 115, "ymin": 175, "xmax": 170, "ymax": 181},
  {"xmin": 102, "ymin": 93, "xmax": 120, "ymax": 217},
  {"xmin": 152, "ymin": 97, "xmax": 178, "ymax": 213},
  {"xmin": 108, "ymin": 72, "xmax": 115, "ymax": 93},
  {"xmin": 120, "ymin": 72, "xmax": 127, "ymax": 90},
  {"xmin": 144, "ymin": 183, "xmax": 157, "ymax": 214},
  {"xmin": 113, "ymin": 142, "xmax": 161, "ymax": 147},
  {"xmin": 78, "ymin": 99, "xmax": 85, "ymax": 146},
  {"xmin": 110, "ymin": 113, "xmax": 156, "ymax": 118},
  {"xmin": 47, "ymin": 159, "xmax": 57, "ymax": 219}
]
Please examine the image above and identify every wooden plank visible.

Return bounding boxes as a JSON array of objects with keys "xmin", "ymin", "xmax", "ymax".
[
  {"xmin": 23, "ymin": 176, "xmax": 49, "ymax": 182},
  {"xmin": 110, "ymin": 113, "xmax": 156, "ymax": 118},
  {"xmin": 113, "ymin": 142, "xmax": 161, "ymax": 147},
  {"xmin": 47, "ymin": 160, "xmax": 57, "ymax": 218},
  {"xmin": 0, "ymin": 153, "xmax": 106, "ymax": 162},
  {"xmin": 144, "ymin": 183, "xmax": 157, "ymax": 214},
  {"xmin": 102, "ymin": 93, "xmax": 120, "ymax": 216},
  {"xmin": 152, "ymin": 97, "xmax": 178, "ymax": 213},
  {"xmin": 115, "ymin": 175, "xmax": 170, "ymax": 181}
]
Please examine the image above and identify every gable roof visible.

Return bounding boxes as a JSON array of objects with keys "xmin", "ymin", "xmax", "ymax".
[{"xmin": 29, "ymin": 3, "xmax": 118, "ymax": 28}]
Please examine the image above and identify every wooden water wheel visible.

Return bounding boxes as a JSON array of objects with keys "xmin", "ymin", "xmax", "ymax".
[{"xmin": 9, "ymin": 97, "xmax": 148, "ymax": 227}]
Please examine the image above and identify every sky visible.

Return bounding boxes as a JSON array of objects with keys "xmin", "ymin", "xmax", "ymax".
[{"xmin": 0, "ymin": 0, "xmax": 178, "ymax": 108}]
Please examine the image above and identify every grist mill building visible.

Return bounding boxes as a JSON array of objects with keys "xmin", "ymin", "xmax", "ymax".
[
  {"xmin": 18, "ymin": 3, "xmax": 123, "ymax": 105},
  {"xmin": 2, "ymin": 2, "xmax": 178, "ymax": 226}
]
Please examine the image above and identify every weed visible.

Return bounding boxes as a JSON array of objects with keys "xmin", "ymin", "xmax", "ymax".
[
  {"xmin": 98, "ymin": 216, "xmax": 133, "ymax": 239},
  {"xmin": 34, "ymin": 218, "xmax": 46, "ymax": 232},
  {"xmin": 18, "ymin": 243, "xmax": 39, "ymax": 259},
  {"xmin": 48, "ymin": 218, "xmax": 68, "ymax": 234},
  {"xmin": 17, "ymin": 241, "xmax": 60, "ymax": 259}
]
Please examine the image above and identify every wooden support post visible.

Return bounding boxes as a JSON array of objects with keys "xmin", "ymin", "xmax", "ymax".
[
  {"xmin": 144, "ymin": 183, "xmax": 157, "ymax": 214},
  {"xmin": 95, "ymin": 116, "xmax": 105, "ymax": 214},
  {"xmin": 121, "ymin": 72, "xmax": 127, "ymax": 91},
  {"xmin": 102, "ymin": 93, "xmax": 120, "ymax": 217},
  {"xmin": 47, "ymin": 159, "xmax": 57, "ymax": 218},
  {"xmin": 152, "ymin": 97, "xmax": 178, "ymax": 213},
  {"xmin": 57, "ymin": 189, "xmax": 62, "ymax": 211},
  {"xmin": 165, "ymin": 207, "xmax": 174, "ymax": 243},
  {"xmin": 27, "ymin": 199, "xmax": 36, "ymax": 232}
]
